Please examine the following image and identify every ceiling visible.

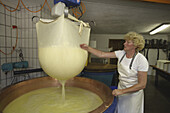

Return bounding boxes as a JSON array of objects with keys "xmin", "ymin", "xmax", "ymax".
[
  {"xmin": 81, "ymin": 0, "xmax": 170, "ymax": 34},
  {"xmin": 3, "ymin": 0, "xmax": 170, "ymax": 35}
]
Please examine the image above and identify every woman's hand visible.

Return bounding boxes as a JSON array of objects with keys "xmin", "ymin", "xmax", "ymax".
[
  {"xmin": 80, "ymin": 44, "xmax": 89, "ymax": 50},
  {"xmin": 112, "ymin": 89, "xmax": 124, "ymax": 96}
]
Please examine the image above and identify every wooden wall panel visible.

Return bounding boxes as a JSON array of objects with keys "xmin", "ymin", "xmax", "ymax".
[{"xmin": 135, "ymin": 0, "xmax": 170, "ymax": 4}]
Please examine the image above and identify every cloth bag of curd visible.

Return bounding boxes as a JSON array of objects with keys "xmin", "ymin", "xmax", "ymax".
[{"xmin": 36, "ymin": 14, "xmax": 91, "ymax": 80}]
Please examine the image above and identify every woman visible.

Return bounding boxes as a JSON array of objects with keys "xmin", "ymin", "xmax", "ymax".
[{"xmin": 80, "ymin": 32, "xmax": 149, "ymax": 113}]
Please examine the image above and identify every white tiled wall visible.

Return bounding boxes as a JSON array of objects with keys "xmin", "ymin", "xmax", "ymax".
[{"xmin": 0, "ymin": 4, "xmax": 50, "ymax": 89}]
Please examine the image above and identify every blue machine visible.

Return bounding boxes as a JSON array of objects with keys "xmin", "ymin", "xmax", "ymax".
[{"xmin": 54, "ymin": 0, "xmax": 80, "ymax": 8}]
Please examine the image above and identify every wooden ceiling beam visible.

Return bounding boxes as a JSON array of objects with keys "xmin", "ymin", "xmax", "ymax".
[{"xmin": 135, "ymin": 0, "xmax": 170, "ymax": 4}]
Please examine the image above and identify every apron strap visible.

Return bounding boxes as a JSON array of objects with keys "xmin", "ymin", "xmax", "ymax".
[
  {"xmin": 119, "ymin": 52, "xmax": 137, "ymax": 69},
  {"xmin": 119, "ymin": 53, "xmax": 126, "ymax": 64},
  {"xmin": 129, "ymin": 52, "xmax": 137, "ymax": 69}
]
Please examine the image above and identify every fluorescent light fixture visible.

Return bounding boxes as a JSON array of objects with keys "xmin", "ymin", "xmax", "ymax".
[{"xmin": 149, "ymin": 23, "xmax": 170, "ymax": 35}]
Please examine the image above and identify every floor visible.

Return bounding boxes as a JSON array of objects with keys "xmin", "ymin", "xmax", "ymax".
[{"xmin": 144, "ymin": 75, "xmax": 170, "ymax": 113}]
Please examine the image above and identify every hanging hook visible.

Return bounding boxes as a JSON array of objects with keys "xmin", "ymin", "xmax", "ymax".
[
  {"xmin": 90, "ymin": 21, "xmax": 96, "ymax": 26},
  {"xmin": 32, "ymin": 16, "xmax": 40, "ymax": 24}
]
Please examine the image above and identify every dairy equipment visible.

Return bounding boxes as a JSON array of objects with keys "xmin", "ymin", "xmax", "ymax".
[
  {"xmin": 51, "ymin": 0, "xmax": 81, "ymax": 17},
  {"xmin": 0, "ymin": 77, "xmax": 114, "ymax": 113}
]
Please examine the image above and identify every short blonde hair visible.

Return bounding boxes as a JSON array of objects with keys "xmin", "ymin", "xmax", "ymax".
[{"xmin": 124, "ymin": 32, "xmax": 145, "ymax": 51}]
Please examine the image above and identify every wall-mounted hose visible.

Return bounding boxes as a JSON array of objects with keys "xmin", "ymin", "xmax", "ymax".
[
  {"xmin": 71, "ymin": 2, "xmax": 86, "ymax": 19},
  {"xmin": 0, "ymin": 0, "xmax": 20, "ymax": 12},
  {"xmin": 0, "ymin": 0, "xmax": 51, "ymax": 13}
]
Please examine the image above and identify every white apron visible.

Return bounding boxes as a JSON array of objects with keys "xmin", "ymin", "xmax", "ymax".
[{"xmin": 115, "ymin": 55, "xmax": 144, "ymax": 113}]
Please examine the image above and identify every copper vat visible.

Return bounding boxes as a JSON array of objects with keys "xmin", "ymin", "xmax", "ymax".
[{"xmin": 0, "ymin": 76, "xmax": 114, "ymax": 113}]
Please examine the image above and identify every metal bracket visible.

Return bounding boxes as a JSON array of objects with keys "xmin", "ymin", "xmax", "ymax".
[
  {"xmin": 32, "ymin": 16, "xmax": 40, "ymax": 24},
  {"xmin": 64, "ymin": 7, "xmax": 69, "ymax": 18}
]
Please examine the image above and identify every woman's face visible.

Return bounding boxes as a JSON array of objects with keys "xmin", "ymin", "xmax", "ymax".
[{"xmin": 123, "ymin": 40, "xmax": 136, "ymax": 52}]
